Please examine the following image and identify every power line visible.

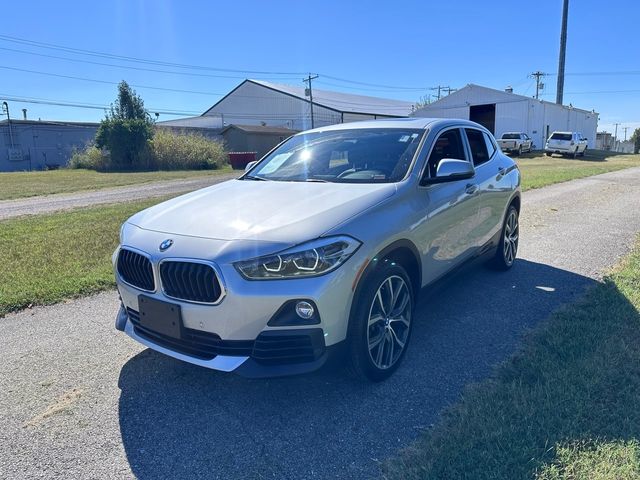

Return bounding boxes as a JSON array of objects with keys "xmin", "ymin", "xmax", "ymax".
[
  {"xmin": 540, "ymin": 89, "xmax": 640, "ymax": 95},
  {"xmin": 0, "ymin": 94, "xmax": 201, "ymax": 116},
  {"xmin": 0, "ymin": 46, "xmax": 302, "ymax": 81},
  {"xmin": 0, "ymin": 35, "xmax": 427, "ymax": 92},
  {"xmin": 0, "ymin": 34, "xmax": 306, "ymax": 76},
  {"xmin": 0, "ymin": 66, "xmax": 413, "ymax": 110},
  {"xmin": 318, "ymin": 74, "xmax": 427, "ymax": 91},
  {"xmin": 0, "ymin": 65, "xmax": 225, "ymax": 96}
]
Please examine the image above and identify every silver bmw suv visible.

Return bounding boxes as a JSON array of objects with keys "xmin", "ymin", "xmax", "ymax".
[{"xmin": 114, "ymin": 118, "xmax": 521, "ymax": 381}]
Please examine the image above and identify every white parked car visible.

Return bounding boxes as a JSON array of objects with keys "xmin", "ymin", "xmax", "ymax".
[
  {"xmin": 497, "ymin": 132, "xmax": 533, "ymax": 155},
  {"xmin": 113, "ymin": 118, "xmax": 521, "ymax": 381},
  {"xmin": 545, "ymin": 131, "xmax": 588, "ymax": 158}
]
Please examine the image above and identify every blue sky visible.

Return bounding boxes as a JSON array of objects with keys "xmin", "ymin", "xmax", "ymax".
[{"xmin": 1, "ymin": 0, "xmax": 639, "ymax": 137}]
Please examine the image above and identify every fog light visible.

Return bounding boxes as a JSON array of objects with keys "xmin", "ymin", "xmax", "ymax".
[{"xmin": 295, "ymin": 301, "xmax": 315, "ymax": 320}]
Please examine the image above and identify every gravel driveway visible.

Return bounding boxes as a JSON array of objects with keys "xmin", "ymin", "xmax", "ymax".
[
  {"xmin": 1, "ymin": 167, "xmax": 639, "ymax": 479},
  {"xmin": 0, "ymin": 173, "xmax": 238, "ymax": 220}
]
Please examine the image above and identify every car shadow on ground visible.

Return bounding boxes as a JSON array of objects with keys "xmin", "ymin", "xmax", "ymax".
[{"xmin": 117, "ymin": 258, "xmax": 598, "ymax": 479}]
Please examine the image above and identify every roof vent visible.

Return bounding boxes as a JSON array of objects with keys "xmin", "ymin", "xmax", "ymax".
[{"xmin": 505, "ymin": 86, "xmax": 513, "ymax": 94}]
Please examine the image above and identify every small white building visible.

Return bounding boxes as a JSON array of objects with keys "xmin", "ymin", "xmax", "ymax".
[
  {"xmin": 413, "ymin": 84, "xmax": 598, "ymax": 149},
  {"xmin": 202, "ymin": 79, "xmax": 414, "ymax": 131}
]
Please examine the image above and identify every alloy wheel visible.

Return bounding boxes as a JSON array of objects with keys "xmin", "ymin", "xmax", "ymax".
[
  {"xmin": 366, "ymin": 275, "xmax": 412, "ymax": 370},
  {"xmin": 503, "ymin": 209, "xmax": 519, "ymax": 266}
]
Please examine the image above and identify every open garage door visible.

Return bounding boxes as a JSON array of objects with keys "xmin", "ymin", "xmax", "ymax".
[{"xmin": 469, "ymin": 104, "xmax": 496, "ymax": 134}]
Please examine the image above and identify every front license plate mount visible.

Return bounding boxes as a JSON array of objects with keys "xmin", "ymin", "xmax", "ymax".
[{"xmin": 137, "ymin": 295, "xmax": 182, "ymax": 339}]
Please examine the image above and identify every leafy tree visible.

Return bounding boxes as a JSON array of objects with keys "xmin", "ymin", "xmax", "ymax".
[
  {"xmin": 631, "ymin": 128, "xmax": 640, "ymax": 154},
  {"xmin": 95, "ymin": 81, "xmax": 154, "ymax": 168}
]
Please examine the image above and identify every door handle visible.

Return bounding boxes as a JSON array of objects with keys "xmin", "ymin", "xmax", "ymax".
[
  {"xmin": 465, "ymin": 184, "xmax": 479, "ymax": 195},
  {"xmin": 497, "ymin": 167, "xmax": 506, "ymax": 178}
]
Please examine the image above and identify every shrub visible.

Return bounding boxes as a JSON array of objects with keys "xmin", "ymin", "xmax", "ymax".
[
  {"xmin": 68, "ymin": 145, "xmax": 109, "ymax": 170},
  {"xmin": 95, "ymin": 81, "xmax": 154, "ymax": 169},
  {"xmin": 149, "ymin": 129, "xmax": 226, "ymax": 170}
]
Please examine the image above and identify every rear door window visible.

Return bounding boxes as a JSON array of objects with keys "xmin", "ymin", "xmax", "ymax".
[
  {"xmin": 465, "ymin": 129, "xmax": 490, "ymax": 166},
  {"xmin": 483, "ymin": 132, "xmax": 496, "ymax": 158}
]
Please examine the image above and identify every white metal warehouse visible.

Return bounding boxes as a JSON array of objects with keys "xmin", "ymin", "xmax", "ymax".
[
  {"xmin": 202, "ymin": 79, "xmax": 414, "ymax": 131},
  {"xmin": 413, "ymin": 84, "xmax": 598, "ymax": 149}
]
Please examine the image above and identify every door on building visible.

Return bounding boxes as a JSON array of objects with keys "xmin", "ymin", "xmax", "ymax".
[{"xmin": 469, "ymin": 104, "xmax": 496, "ymax": 134}]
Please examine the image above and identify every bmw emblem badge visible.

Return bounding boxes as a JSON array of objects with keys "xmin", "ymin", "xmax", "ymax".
[{"xmin": 159, "ymin": 239, "xmax": 174, "ymax": 252}]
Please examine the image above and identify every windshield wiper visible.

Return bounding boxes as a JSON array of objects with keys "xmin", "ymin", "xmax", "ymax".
[{"xmin": 243, "ymin": 175, "xmax": 269, "ymax": 181}]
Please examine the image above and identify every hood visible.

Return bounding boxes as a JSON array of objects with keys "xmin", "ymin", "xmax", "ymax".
[{"xmin": 128, "ymin": 179, "xmax": 396, "ymax": 244}]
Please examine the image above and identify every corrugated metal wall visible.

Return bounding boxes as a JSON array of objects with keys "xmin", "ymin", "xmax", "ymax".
[{"xmin": 0, "ymin": 123, "xmax": 97, "ymax": 172}]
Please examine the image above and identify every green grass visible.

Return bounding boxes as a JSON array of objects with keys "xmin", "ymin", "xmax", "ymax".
[
  {"xmin": 0, "ymin": 198, "xmax": 165, "ymax": 316},
  {"xmin": 384, "ymin": 238, "xmax": 640, "ymax": 479},
  {"xmin": 518, "ymin": 151, "xmax": 640, "ymax": 191},
  {"xmin": 0, "ymin": 166, "xmax": 233, "ymax": 201}
]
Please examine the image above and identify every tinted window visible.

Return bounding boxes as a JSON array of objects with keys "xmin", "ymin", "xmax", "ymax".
[
  {"xmin": 551, "ymin": 133, "xmax": 572, "ymax": 141},
  {"xmin": 426, "ymin": 129, "xmax": 466, "ymax": 178},
  {"xmin": 465, "ymin": 129, "xmax": 490, "ymax": 166},
  {"xmin": 502, "ymin": 133, "xmax": 521, "ymax": 139},
  {"xmin": 250, "ymin": 128, "xmax": 423, "ymax": 183}
]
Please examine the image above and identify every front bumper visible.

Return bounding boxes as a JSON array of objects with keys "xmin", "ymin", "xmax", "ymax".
[
  {"xmin": 113, "ymin": 233, "xmax": 368, "ymax": 377},
  {"xmin": 116, "ymin": 304, "xmax": 338, "ymax": 378}
]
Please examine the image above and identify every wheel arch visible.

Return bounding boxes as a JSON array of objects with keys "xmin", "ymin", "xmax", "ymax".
[{"xmin": 349, "ymin": 239, "xmax": 422, "ymax": 323}]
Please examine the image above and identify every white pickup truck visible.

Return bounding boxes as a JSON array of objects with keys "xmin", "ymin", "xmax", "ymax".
[{"xmin": 497, "ymin": 132, "xmax": 533, "ymax": 155}]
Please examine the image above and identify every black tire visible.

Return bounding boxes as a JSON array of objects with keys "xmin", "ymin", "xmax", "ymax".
[
  {"xmin": 517, "ymin": 145, "xmax": 522, "ymax": 156},
  {"xmin": 580, "ymin": 148, "xmax": 587, "ymax": 157},
  {"xmin": 489, "ymin": 205, "xmax": 519, "ymax": 271},
  {"xmin": 572, "ymin": 148, "xmax": 578, "ymax": 159},
  {"xmin": 347, "ymin": 261, "xmax": 414, "ymax": 382},
  {"xmin": 546, "ymin": 152, "xmax": 552, "ymax": 157}
]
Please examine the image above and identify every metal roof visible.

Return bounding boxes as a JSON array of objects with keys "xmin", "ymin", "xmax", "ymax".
[
  {"xmin": 205, "ymin": 79, "xmax": 415, "ymax": 117},
  {"xmin": 221, "ymin": 124, "xmax": 299, "ymax": 135},
  {"xmin": 157, "ymin": 115, "xmax": 222, "ymax": 128},
  {"xmin": 414, "ymin": 84, "xmax": 597, "ymax": 115}
]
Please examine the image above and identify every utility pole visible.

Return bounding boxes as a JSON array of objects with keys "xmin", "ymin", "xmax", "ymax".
[
  {"xmin": 303, "ymin": 74, "xmax": 319, "ymax": 129},
  {"xmin": 556, "ymin": 0, "xmax": 569, "ymax": 104},
  {"xmin": 623, "ymin": 126, "xmax": 629, "ymax": 142},
  {"xmin": 430, "ymin": 86, "xmax": 456, "ymax": 100},
  {"xmin": 530, "ymin": 71, "xmax": 547, "ymax": 99},
  {"xmin": 614, "ymin": 122, "xmax": 621, "ymax": 152}
]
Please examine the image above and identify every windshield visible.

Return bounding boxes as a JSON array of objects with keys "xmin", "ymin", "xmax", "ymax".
[
  {"xmin": 551, "ymin": 133, "xmax": 572, "ymax": 141},
  {"xmin": 246, "ymin": 128, "xmax": 424, "ymax": 183},
  {"xmin": 502, "ymin": 133, "xmax": 520, "ymax": 139}
]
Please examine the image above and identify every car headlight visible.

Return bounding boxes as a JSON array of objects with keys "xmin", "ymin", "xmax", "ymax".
[
  {"xmin": 234, "ymin": 236, "xmax": 361, "ymax": 280},
  {"xmin": 119, "ymin": 223, "xmax": 126, "ymax": 244}
]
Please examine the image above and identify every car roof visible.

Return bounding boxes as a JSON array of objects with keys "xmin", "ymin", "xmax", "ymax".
[{"xmin": 298, "ymin": 117, "xmax": 488, "ymax": 135}]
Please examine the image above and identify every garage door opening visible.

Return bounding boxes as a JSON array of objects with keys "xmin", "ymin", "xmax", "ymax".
[{"xmin": 469, "ymin": 104, "xmax": 496, "ymax": 134}]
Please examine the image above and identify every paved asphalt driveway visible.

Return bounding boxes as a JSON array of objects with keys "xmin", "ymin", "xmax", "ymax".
[
  {"xmin": 1, "ymin": 167, "xmax": 640, "ymax": 479},
  {"xmin": 0, "ymin": 173, "xmax": 238, "ymax": 220}
]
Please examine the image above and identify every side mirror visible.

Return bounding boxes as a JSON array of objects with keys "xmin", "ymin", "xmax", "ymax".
[
  {"xmin": 421, "ymin": 159, "xmax": 475, "ymax": 185},
  {"xmin": 244, "ymin": 161, "xmax": 257, "ymax": 172}
]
